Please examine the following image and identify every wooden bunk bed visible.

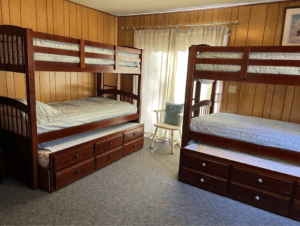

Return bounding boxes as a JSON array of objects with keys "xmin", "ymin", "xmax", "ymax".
[
  {"xmin": 0, "ymin": 25, "xmax": 144, "ymax": 192},
  {"xmin": 179, "ymin": 45, "xmax": 300, "ymax": 221}
]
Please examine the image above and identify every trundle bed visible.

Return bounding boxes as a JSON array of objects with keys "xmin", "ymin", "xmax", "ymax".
[
  {"xmin": 0, "ymin": 25, "xmax": 144, "ymax": 192},
  {"xmin": 179, "ymin": 45, "xmax": 300, "ymax": 221}
]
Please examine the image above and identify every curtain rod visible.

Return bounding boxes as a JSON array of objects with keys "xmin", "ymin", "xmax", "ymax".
[{"xmin": 121, "ymin": 21, "xmax": 239, "ymax": 30}]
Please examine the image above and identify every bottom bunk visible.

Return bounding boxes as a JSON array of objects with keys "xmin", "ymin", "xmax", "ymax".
[
  {"xmin": 187, "ymin": 109, "xmax": 300, "ymax": 163},
  {"xmin": 179, "ymin": 143, "xmax": 300, "ymax": 221},
  {"xmin": 4, "ymin": 122, "xmax": 144, "ymax": 192}
]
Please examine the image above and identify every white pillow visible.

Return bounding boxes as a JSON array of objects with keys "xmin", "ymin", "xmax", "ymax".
[{"xmin": 16, "ymin": 99, "xmax": 61, "ymax": 117}]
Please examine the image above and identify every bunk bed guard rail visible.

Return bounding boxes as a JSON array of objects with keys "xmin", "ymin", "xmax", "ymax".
[
  {"xmin": 193, "ymin": 45, "xmax": 300, "ymax": 86},
  {"xmin": 0, "ymin": 25, "xmax": 142, "ymax": 74}
]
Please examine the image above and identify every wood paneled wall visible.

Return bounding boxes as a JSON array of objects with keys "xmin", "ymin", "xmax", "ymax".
[
  {"xmin": 0, "ymin": 0, "xmax": 118, "ymax": 102},
  {"xmin": 118, "ymin": 0, "xmax": 300, "ymax": 123}
]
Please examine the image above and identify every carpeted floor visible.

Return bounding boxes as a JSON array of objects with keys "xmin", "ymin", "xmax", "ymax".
[{"xmin": 0, "ymin": 137, "xmax": 299, "ymax": 225}]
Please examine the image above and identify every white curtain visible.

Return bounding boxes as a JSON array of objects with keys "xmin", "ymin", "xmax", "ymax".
[{"xmin": 134, "ymin": 25, "xmax": 229, "ymax": 139}]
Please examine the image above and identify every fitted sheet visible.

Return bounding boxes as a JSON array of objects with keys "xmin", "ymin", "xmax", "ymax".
[
  {"xmin": 195, "ymin": 52, "xmax": 300, "ymax": 76},
  {"xmin": 37, "ymin": 97, "xmax": 137, "ymax": 134},
  {"xmin": 190, "ymin": 113, "xmax": 300, "ymax": 153},
  {"xmin": 38, "ymin": 122, "xmax": 140, "ymax": 168}
]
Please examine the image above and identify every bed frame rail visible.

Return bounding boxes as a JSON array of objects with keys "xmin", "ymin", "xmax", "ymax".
[
  {"xmin": 194, "ymin": 45, "xmax": 300, "ymax": 86},
  {"xmin": 0, "ymin": 96, "xmax": 29, "ymax": 138},
  {"xmin": 32, "ymin": 31, "xmax": 142, "ymax": 74}
]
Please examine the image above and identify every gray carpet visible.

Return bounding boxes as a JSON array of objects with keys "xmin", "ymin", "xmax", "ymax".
[{"xmin": 0, "ymin": 137, "xmax": 299, "ymax": 225}]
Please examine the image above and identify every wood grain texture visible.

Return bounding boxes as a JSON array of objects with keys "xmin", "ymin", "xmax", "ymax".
[
  {"xmin": 9, "ymin": 0, "xmax": 21, "ymax": 26},
  {"xmin": 47, "ymin": 0, "xmax": 54, "ymax": 34},
  {"xmin": 69, "ymin": 2, "xmax": 77, "ymax": 39},
  {"xmin": 290, "ymin": 87, "xmax": 300, "ymax": 123},
  {"xmin": 53, "ymin": 0, "xmax": 64, "ymax": 36},
  {"xmin": 0, "ymin": 0, "xmax": 118, "ymax": 103},
  {"xmin": 36, "ymin": 0, "xmax": 47, "ymax": 33},
  {"xmin": 64, "ymin": 0, "xmax": 69, "ymax": 37}
]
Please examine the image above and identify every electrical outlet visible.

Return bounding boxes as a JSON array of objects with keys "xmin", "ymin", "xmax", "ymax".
[{"xmin": 228, "ymin": 85, "xmax": 236, "ymax": 93}]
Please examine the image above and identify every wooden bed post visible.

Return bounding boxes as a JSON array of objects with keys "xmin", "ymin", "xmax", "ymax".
[
  {"xmin": 137, "ymin": 50, "xmax": 144, "ymax": 124},
  {"xmin": 117, "ymin": 73, "xmax": 121, "ymax": 101},
  {"xmin": 194, "ymin": 81, "xmax": 201, "ymax": 117},
  {"xmin": 97, "ymin": 73, "xmax": 102, "ymax": 97},
  {"xmin": 24, "ymin": 28, "xmax": 38, "ymax": 190},
  {"xmin": 103, "ymin": 73, "xmax": 107, "ymax": 98},
  {"xmin": 182, "ymin": 46, "xmax": 196, "ymax": 147},
  {"xmin": 210, "ymin": 81, "xmax": 216, "ymax": 114}
]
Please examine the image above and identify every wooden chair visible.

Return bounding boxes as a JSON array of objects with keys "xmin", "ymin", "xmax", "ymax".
[{"xmin": 150, "ymin": 110, "xmax": 183, "ymax": 154}]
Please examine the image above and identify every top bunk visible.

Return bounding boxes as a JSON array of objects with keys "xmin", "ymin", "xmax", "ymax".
[
  {"xmin": 190, "ymin": 45, "xmax": 300, "ymax": 86},
  {"xmin": 0, "ymin": 25, "xmax": 142, "ymax": 74}
]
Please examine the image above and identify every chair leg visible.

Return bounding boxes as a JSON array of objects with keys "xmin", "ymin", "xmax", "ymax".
[
  {"xmin": 164, "ymin": 129, "xmax": 167, "ymax": 142},
  {"xmin": 171, "ymin": 130, "xmax": 174, "ymax": 154},
  {"xmin": 150, "ymin": 127, "xmax": 158, "ymax": 148}
]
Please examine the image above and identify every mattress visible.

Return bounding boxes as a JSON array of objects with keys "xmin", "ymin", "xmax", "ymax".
[
  {"xmin": 38, "ymin": 122, "xmax": 140, "ymax": 168},
  {"xmin": 36, "ymin": 97, "xmax": 137, "ymax": 134},
  {"xmin": 33, "ymin": 38, "xmax": 140, "ymax": 68},
  {"xmin": 185, "ymin": 142, "xmax": 300, "ymax": 177},
  {"xmin": 195, "ymin": 52, "xmax": 300, "ymax": 76},
  {"xmin": 190, "ymin": 113, "xmax": 300, "ymax": 153}
]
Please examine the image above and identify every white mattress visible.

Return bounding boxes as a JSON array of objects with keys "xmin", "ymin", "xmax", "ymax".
[
  {"xmin": 37, "ymin": 97, "xmax": 137, "ymax": 134},
  {"xmin": 195, "ymin": 52, "xmax": 300, "ymax": 75},
  {"xmin": 38, "ymin": 122, "xmax": 140, "ymax": 168},
  {"xmin": 185, "ymin": 142, "xmax": 300, "ymax": 177},
  {"xmin": 190, "ymin": 113, "xmax": 300, "ymax": 153}
]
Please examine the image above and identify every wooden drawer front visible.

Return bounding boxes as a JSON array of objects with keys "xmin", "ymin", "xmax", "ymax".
[
  {"xmin": 179, "ymin": 166, "xmax": 228, "ymax": 195},
  {"xmin": 295, "ymin": 182, "xmax": 300, "ymax": 199},
  {"xmin": 230, "ymin": 182, "xmax": 291, "ymax": 216},
  {"xmin": 180, "ymin": 153, "xmax": 229, "ymax": 178},
  {"xmin": 123, "ymin": 126, "xmax": 143, "ymax": 143},
  {"xmin": 231, "ymin": 167, "xmax": 293, "ymax": 197},
  {"xmin": 54, "ymin": 145, "xmax": 94, "ymax": 171},
  {"xmin": 290, "ymin": 199, "xmax": 300, "ymax": 221},
  {"xmin": 95, "ymin": 135, "xmax": 123, "ymax": 155},
  {"xmin": 55, "ymin": 157, "xmax": 94, "ymax": 190},
  {"xmin": 123, "ymin": 137, "xmax": 144, "ymax": 156},
  {"xmin": 96, "ymin": 146, "xmax": 123, "ymax": 170}
]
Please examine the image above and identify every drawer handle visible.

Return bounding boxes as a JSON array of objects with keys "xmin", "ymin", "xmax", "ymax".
[
  {"xmin": 258, "ymin": 178, "xmax": 263, "ymax": 183},
  {"xmin": 255, "ymin": 196, "xmax": 260, "ymax": 201},
  {"xmin": 133, "ymin": 145, "xmax": 136, "ymax": 148},
  {"xmin": 133, "ymin": 133, "xmax": 136, "ymax": 136},
  {"xmin": 109, "ymin": 142, "xmax": 112, "ymax": 145},
  {"xmin": 76, "ymin": 171, "xmax": 80, "ymax": 174},
  {"xmin": 200, "ymin": 178, "xmax": 204, "ymax": 183},
  {"xmin": 202, "ymin": 163, "xmax": 206, "ymax": 167},
  {"xmin": 75, "ymin": 155, "xmax": 79, "ymax": 159}
]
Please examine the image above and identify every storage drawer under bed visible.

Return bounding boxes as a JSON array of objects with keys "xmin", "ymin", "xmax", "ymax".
[
  {"xmin": 290, "ymin": 199, "xmax": 300, "ymax": 221},
  {"xmin": 231, "ymin": 166, "xmax": 294, "ymax": 197},
  {"xmin": 95, "ymin": 135, "xmax": 123, "ymax": 155},
  {"xmin": 123, "ymin": 126, "xmax": 144, "ymax": 143},
  {"xmin": 55, "ymin": 157, "xmax": 94, "ymax": 190},
  {"xmin": 180, "ymin": 152, "xmax": 229, "ymax": 178},
  {"xmin": 95, "ymin": 146, "xmax": 123, "ymax": 170},
  {"xmin": 229, "ymin": 181, "xmax": 291, "ymax": 216},
  {"xmin": 53, "ymin": 145, "xmax": 94, "ymax": 171},
  {"xmin": 179, "ymin": 166, "xmax": 228, "ymax": 195},
  {"xmin": 123, "ymin": 136, "xmax": 144, "ymax": 156},
  {"xmin": 296, "ymin": 182, "xmax": 300, "ymax": 199}
]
